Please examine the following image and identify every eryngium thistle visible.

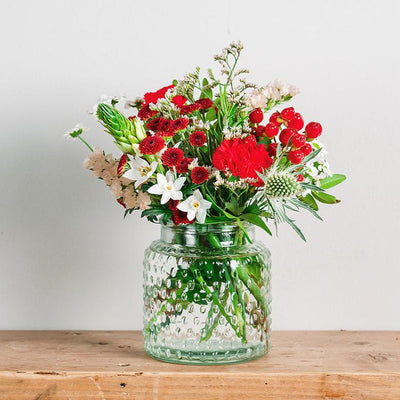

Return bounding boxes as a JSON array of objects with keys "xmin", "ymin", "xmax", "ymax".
[{"xmin": 264, "ymin": 172, "xmax": 300, "ymax": 198}]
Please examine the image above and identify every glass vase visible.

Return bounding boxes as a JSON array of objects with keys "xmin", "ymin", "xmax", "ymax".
[{"xmin": 142, "ymin": 222, "xmax": 271, "ymax": 365}]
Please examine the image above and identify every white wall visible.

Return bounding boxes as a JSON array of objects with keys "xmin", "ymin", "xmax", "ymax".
[{"xmin": 1, "ymin": 0, "xmax": 399, "ymax": 330}]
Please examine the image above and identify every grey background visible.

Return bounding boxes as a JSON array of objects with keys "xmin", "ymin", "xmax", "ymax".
[{"xmin": 1, "ymin": 0, "xmax": 399, "ymax": 330}]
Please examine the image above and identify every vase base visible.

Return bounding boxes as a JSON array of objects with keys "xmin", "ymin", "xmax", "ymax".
[{"xmin": 144, "ymin": 340, "xmax": 270, "ymax": 365}]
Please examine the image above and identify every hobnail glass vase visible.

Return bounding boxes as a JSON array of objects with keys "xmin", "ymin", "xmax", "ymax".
[{"xmin": 142, "ymin": 222, "xmax": 271, "ymax": 365}]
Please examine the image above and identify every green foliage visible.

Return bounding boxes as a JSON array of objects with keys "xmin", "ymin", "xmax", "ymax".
[
  {"xmin": 320, "ymin": 174, "xmax": 346, "ymax": 189},
  {"xmin": 312, "ymin": 191, "xmax": 340, "ymax": 204}
]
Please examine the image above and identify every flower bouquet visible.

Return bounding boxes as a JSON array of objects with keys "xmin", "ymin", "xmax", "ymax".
[{"xmin": 67, "ymin": 42, "xmax": 345, "ymax": 364}]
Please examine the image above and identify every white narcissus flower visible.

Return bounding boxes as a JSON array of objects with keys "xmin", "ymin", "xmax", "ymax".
[
  {"xmin": 147, "ymin": 170, "xmax": 185, "ymax": 205},
  {"xmin": 123, "ymin": 157, "xmax": 158, "ymax": 188},
  {"xmin": 177, "ymin": 189, "xmax": 211, "ymax": 224}
]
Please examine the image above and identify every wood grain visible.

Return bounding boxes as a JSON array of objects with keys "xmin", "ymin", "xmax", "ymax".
[{"xmin": 0, "ymin": 331, "xmax": 399, "ymax": 399}]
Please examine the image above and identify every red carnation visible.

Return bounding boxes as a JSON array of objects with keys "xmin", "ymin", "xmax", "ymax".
[
  {"xmin": 161, "ymin": 147, "xmax": 184, "ymax": 167},
  {"xmin": 116, "ymin": 198, "xmax": 126, "ymax": 208},
  {"xmin": 195, "ymin": 98, "xmax": 213, "ymax": 110},
  {"xmin": 180, "ymin": 103, "xmax": 201, "ymax": 115},
  {"xmin": 144, "ymin": 84, "xmax": 174, "ymax": 105},
  {"xmin": 170, "ymin": 118, "xmax": 190, "ymax": 133},
  {"xmin": 212, "ymin": 137, "xmax": 273, "ymax": 185},
  {"xmin": 172, "ymin": 209, "xmax": 195, "ymax": 226},
  {"xmin": 189, "ymin": 130, "xmax": 207, "ymax": 147},
  {"xmin": 172, "ymin": 95, "xmax": 187, "ymax": 107},
  {"xmin": 117, "ymin": 154, "xmax": 128, "ymax": 176},
  {"xmin": 175, "ymin": 157, "xmax": 193, "ymax": 174},
  {"xmin": 168, "ymin": 199, "xmax": 180, "ymax": 211},
  {"xmin": 138, "ymin": 104, "xmax": 157, "ymax": 120},
  {"xmin": 139, "ymin": 135, "xmax": 165, "ymax": 155},
  {"xmin": 191, "ymin": 167, "xmax": 209, "ymax": 184}
]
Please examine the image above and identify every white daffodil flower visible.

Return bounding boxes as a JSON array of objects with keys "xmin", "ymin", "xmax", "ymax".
[
  {"xmin": 122, "ymin": 157, "xmax": 158, "ymax": 188},
  {"xmin": 147, "ymin": 170, "xmax": 185, "ymax": 204},
  {"xmin": 177, "ymin": 189, "xmax": 211, "ymax": 224}
]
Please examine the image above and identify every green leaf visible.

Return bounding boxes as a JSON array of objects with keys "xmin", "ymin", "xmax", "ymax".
[
  {"xmin": 290, "ymin": 198, "xmax": 323, "ymax": 221},
  {"xmin": 312, "ymin": 191, "xmax": 340, "ymax": 204},
  {"xmin": 320, "ymin": 174, "xmax": 346, "ymax": 189},
  {"xmin": 236, "ymin": 219, "xmax": 253, "ymax": 243},
  {"xmin": 300, "ymin": 182, "xmax": 325, "ymax": 192},
  {"xmin": 240, "ymin": 214, "xmax": 272, "ymax": 236},
  {"xmin": 200, "ymin": 78, "xmax": 213, "ymax": 99},
  {"xmin": 205, "ymin": 107, "xmax": 217, "ymax": 121},
  {"xmin": 300, "ymin": 194, "xmax": 319, "ymax": 211},
  {"xmin": 282, "ymin": 213, "xmax": 306, "ymax": 241}
]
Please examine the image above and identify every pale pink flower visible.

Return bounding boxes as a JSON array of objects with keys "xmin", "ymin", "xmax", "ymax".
[
  {"xmin": 109, "ymin": 181, "xmax": 124, "ymax": 198},
  {"xmin": 263, "ymin": 79, "xmax": 299, "ymax": 101},
  {"xmin": 246, "ymin": 89, "xmax": 268, "ymax": 109},
  {"xmin": 123, "ymin": 188, "xmax": 137, "ymax": 209},
  {"xmin": 83, "ymin": 147, "xmax": 103, "ymax": 170},
  {"xmin": 137, "ymin": 191, "xmax": 151, "ymax": 210}
]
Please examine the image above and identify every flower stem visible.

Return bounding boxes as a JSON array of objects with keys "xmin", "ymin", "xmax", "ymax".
[{"xmin": 78, "ymin": 136, "xmax": 94, "ymax": 152}]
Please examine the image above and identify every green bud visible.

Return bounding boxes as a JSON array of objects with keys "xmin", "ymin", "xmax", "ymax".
[
  {"xmin": 131, "ymin": 117, "xmax": 146, "ymax": 141},
  {"xmin": 115, "ymin": 141, "xmax": 134, "ymax": 154}
]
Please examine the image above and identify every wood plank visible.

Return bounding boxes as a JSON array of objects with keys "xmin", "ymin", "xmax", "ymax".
[{"xmin": 0, "ymin": 331, "xmax": 399, "ymax": 399}]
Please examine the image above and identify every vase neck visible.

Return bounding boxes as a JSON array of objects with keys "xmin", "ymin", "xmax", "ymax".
[{"xmin": 160, "ymin": 223, "xmax": 254, "ymax": 248}]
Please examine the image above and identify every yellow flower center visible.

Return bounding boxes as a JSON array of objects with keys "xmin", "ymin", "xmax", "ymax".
[
  {"xmin": 192, "ymin": 201, "xmax": 200, "ymax": 209},
  {"xmin": 138, "ymin": 166, "xmax": 151, "ymax": 177},
  {"xmin": 165, "ymin": 184, "xmax": 173, "ymax": 191}
]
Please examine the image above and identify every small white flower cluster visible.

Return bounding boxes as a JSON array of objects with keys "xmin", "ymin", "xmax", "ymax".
[
  {"xmin": 263, "ymin": 79, "xmax": 299, "ymax": 102},
  {"xmin": 83, "ymin": 148, "xmax": 151, "ymax": 210},
  {"xmin": 214, "ymin": 41, "xmax": 244, "ymax": 64},
  {"xmin": 307, "ymin": 142, "xmax": 331, "ymax": 183},
  {"xmin": 245, "ymin": 80, "xmax": 299, "ymax": 109},
  {"xmin": 223, "ymin": 126, "xmax": 249, "ymax": 140},
  {"xmin": 246, "ymin": 89, "xmax": 268, "ymax": 109},
  {"xmin": 214, "ymin": 171, "xmax": 249, "ymax": 189},
  {"xmin": 149, "ymin": 89, "xmax": 180, "ymax": 119},
  {"xmin": 191, "ymin": 118, "xmax": 210, "ymax": 131}
]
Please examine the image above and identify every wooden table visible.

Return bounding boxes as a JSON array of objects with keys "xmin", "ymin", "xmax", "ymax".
[{"xmin": 0, "ymin": 331, "xmax": 399, "ymax": 399}]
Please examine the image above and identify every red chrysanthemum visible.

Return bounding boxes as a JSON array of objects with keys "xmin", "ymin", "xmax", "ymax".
[
  {"xmin": 143, "ymin": 84, "xmax": 174, "ymax": 105},
  {"xmin": 139, "ymin": 135, "xmax": 165, "ymax": 155},
  {"xmin": 138, "ymin": 104, "xmax": 157, "ymax": 120},
  {"xmin": 171, "ymin": 209, "xmax": 195, "ymax": 226},
  {"xmin": 147, "ymin": 117, "xmax": 168, "ymax": 132},
  {"xmin": 175, "ymin": 157, "xmax": 193, "ymax": 174},
  {"xmin": 189, "ymin": 130, "xmax": 207, "ymax": 147},
  {"xmin": 195, "ymin": 98, "xmax": 213, "ymax": 110},
  {"xmin": 212, "ymin": 136, "xmax": 273, "ymax": 185},
  {"xmin": 172, "ymin": 95, "xmax": 187, "ymax": 107},
  {"xmin": 161, "ymin": 147, "xmax": 184, "ymax": 167},
  {"xmin": 170, "ymin": 118, "xmax": 190, "ymax": 133},
  {"xmin": 117, "ymin": 154, "xmax": 128, "ymax": 176},
  {"xmin": 191, "ymin": 167, "xmax": 209, "ymax": 184},
  {"xmin": 180, "ymin": 103, "xmax": 201, "ymax": 115}
]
